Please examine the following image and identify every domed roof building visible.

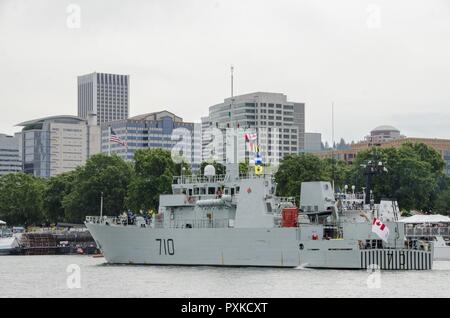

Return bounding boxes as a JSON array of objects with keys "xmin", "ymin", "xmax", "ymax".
[
  {"xmin": 368, "ymin": 125, "xmax": 402, "ymax": 144},
  {"xmin": 371, "ymin": 125, "xmax": 400, "ymax": 133}
]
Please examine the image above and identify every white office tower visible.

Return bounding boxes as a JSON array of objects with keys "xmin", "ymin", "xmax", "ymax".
[
  {"xmin": 78, "ymin": 72, "xmax": 130, "ymax": 125},
  {"xmin": 207, "ymin": 92, "xmax": 305, "ymax": 165}
]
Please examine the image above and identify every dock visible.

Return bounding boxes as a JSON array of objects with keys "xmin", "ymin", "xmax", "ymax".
[{"xmin": 17, "ymin": 224, "xmax": 99, "ymax": 255}]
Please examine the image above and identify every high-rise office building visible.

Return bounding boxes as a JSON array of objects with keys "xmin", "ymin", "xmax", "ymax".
[
  {"xmin": 201, "ymin": 116, "xmax": 212, "ymax": 161},
  {"xmin": 304, "ymin": 132, "xmax": 322, "ymax": 153},
  {"xmin": 101, "ymin": 111, "xmax": 201, "ymax": 171},
  {"xmin": 78, "ymin": 72, "xmax": 130, "ymax": 125},
  {"xmin": 0, "ymin": 133, "xmax": 22, "ymax": 176},
  {"xmin": 16, "ymin": 114, "xmax": 100, "ymax": 178},
  {"xmin": 207, "ymin": 92, "xmax": 305, "ymax": 165}
]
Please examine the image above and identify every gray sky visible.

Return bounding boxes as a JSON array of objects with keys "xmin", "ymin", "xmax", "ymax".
[{"xmin": 1, "ymin": 0, "xmax": 449, "ymax": 143}]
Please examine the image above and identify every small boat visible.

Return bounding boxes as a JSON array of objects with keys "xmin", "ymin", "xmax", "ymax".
[
  {"xmin": 400, "ymin": 214, "xmax": 450, "ymax": 261},
  {"xmin": 0, "ymin": 221, "xmax": 20, "ymax": 255}
]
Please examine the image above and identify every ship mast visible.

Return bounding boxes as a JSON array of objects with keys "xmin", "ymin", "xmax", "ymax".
[
  {"xmin": 226, "ymin": 65, "xmax": 239, "ymax": 179},
  {"xmin": 231, "ymin": 65, "xmax": 234, "ymax": 100},
  {"xmin": 231, "ymin": 65, "xmax": 237, "ymax": 165}
]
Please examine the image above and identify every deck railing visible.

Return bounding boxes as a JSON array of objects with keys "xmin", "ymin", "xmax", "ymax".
[
  {"xmin": 172, "ymin": 173, "xmax": 274, "ymax": 185},
  {"xmin": 405, "ymin": 227, "xmax": 450, "ymax": 237},
  {"xmin": 278, "ymin": 197, "xmax": 296, "ymax": 205},
  {"xmin": 86, "ymin": 216, "xmax": 123, "ymax": 225},
  {"xmin": 160, "ymin": 219, "xmax": 230, "ymax": 229},
  {"xmin": 86, "ymin": 215, "xmax": 230, "ymax": 229}
]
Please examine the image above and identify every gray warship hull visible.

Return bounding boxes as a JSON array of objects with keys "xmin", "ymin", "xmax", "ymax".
[
  {"xmin": 86, "ymin": 171, "xmax": 434, "ymax": 270},
  {"xmin": 86, "ymin": 222, "xmax": 433, "ymax": 270}
]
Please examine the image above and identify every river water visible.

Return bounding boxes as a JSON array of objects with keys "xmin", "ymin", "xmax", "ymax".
[{"xmin": 0, "ymin": 255, "xmax": 449, "ymax": 297}]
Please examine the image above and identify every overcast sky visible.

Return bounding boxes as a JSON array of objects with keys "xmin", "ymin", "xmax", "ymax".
[{"xmin": 1, "ymin": 0, "xmax": 449, "ymax": 143}]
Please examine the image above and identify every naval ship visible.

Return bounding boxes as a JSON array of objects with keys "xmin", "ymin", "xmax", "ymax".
[{"xmin": 86, "ymin": 164, "xmax": 433, "ymax": 270}]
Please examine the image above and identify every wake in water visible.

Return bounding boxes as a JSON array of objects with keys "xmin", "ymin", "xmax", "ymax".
[{"xmin": 294, "ymin": 263, "xmax": 312, "ymax": 270}]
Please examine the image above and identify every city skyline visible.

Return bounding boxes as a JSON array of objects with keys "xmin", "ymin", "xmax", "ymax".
[{"xmin": 1, "ymin": 0, "xmax": 450, "ymax": 143}]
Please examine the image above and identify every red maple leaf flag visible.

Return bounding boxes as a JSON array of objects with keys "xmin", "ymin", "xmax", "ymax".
[{"xmin": 372, "ymin": 218, "xmax": 390, "ymax": 242}]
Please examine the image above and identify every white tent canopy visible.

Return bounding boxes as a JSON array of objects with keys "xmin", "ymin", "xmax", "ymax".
[
  {"xmin": 399, "ymin": 214, "xmax": 450, "ymax": 224},
  {"xmin": 0, "ymin": 220, "xmax": 6, "ymax": 225}
]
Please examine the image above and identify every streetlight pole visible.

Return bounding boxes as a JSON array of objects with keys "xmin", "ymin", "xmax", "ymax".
[
  {"xmin": 100, "ymin": 192, "xmax": 104, "ymax": 219},
  {"xmin": 361, "ymin": 150, "xmax": 388, "ymax": 205}
]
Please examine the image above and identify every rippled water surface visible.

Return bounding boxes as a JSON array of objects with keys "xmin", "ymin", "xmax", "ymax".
[{"xmin": 0, "ymin": 255, "xmax": 449, "ymax": 297}]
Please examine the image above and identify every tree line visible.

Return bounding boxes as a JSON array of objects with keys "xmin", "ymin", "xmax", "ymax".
[
  {"xmin": 0, "ymin": 143, "xmax": 449, "ymax": 226},
  {"xmin": 275, "ymin": 143, "xmax": 450, "ymax": 215},
  {"xmin": 0, "ymin": 149, "xmax": 184, "ymax": 226}
]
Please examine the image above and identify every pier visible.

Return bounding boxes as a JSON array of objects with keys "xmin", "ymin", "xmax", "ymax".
[{"xmin": 17, "ymin": 224, "xmax": 98, "ymax": 255}]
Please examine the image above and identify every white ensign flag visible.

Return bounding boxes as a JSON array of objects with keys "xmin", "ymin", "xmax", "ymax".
[{"xmin": 372, "ymin": 218, "xmax": 390, "ymax": 242}]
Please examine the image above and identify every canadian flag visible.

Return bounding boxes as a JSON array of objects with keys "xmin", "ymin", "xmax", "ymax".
[{"xmin": 372, "ymin": 218, "xmax": 390, "ymax": 242}]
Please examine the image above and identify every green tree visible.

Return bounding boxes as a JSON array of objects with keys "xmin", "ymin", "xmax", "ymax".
[
  {"xmin": 174, "ymin": 160, "xmax": 192, "ymax": 176},
  {"xmin": 322, "ymin": 158, "xmax": 351, "ymax": 191},
  {"xmin": 404, "ymin": 142, "xmax": 444, "ymax": 172},
  {"xmin": 63, "ymin": 154, "xmax": 132, "ymax": 223},
  {"xmin": 239, "ymin": 160, "xmax": 250, "ymax": 176},
  {"xmin": 275, "ymin": 153, "xmax": 329, "ymax": 203},
  {"xmin": 349, "ymin": 143, "xmax": 445, "ymax": 212},
  {"xmin": 42, "ymin": 171, "xmax": 77, "ymax": 224},
  {"xmin": 0, "ymin": 173, "xmax": 45, "ymax": 226},
  {"xmin": 126, "ymin": 149, "xmax": 175, "ymax": 213},
  {"xmin": 433, "ymin": 187, "xmax": 450, "ymax": 215},
  {"xmin": 171, "ymin": 152, "xmax": 193, "ymax": 176}
]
